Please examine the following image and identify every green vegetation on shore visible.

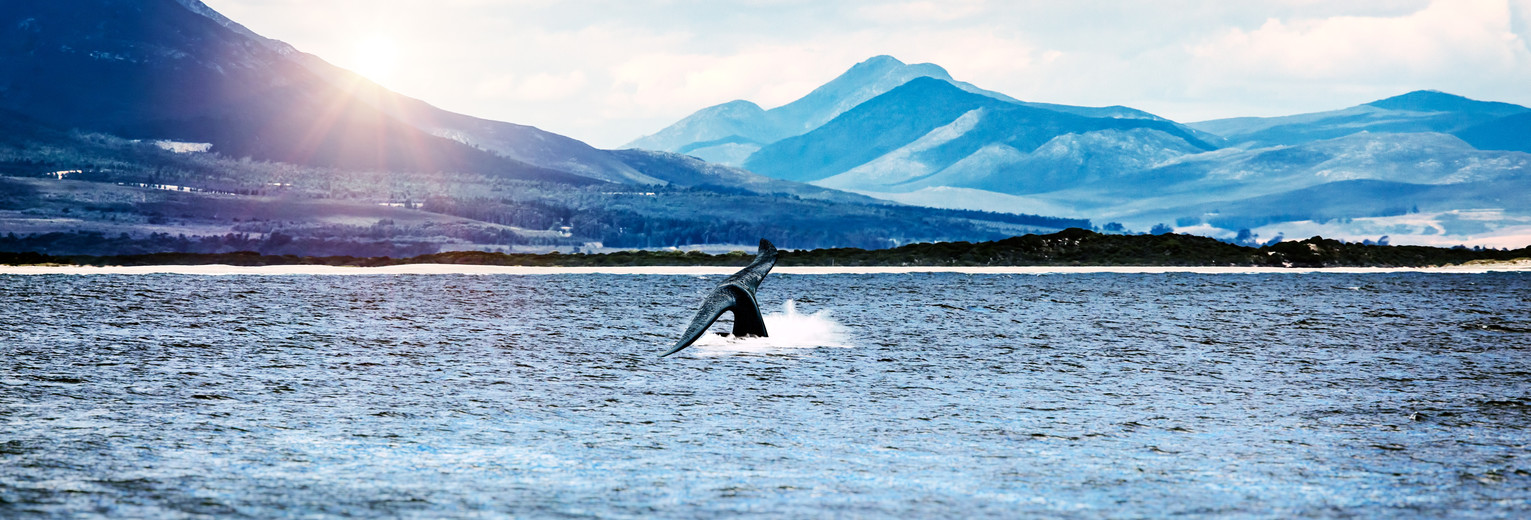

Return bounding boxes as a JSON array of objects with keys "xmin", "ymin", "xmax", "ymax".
[{"xmin": 3, "ymin": 229, "xmax": 1527, "ymax": 269}]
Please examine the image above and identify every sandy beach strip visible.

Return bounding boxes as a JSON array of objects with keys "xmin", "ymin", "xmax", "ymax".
[{"xmin": 2, "ymin": 263, "xmax": 1528, "ymax": 276}]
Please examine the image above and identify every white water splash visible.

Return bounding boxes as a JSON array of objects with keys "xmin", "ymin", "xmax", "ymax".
[{"xmin": 689, "ymin": 300, "xmax": 852, "ymax": 356}]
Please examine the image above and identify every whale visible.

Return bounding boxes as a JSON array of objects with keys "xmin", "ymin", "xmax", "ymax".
[{"xmin": 660, "ymin": 239, "xmax": 778, "ymax": 357}]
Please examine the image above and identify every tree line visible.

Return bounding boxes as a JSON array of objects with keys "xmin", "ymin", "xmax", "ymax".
[{"xmin": 7, "ymin": 229, "xmax": 1526, "ymax": 268}]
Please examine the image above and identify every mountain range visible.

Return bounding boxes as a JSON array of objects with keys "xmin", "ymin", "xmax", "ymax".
[
  {"xmin": 631, "ymin": 57, "xmax": 1531, "ymax": 247},
  {"xmin": 3, "ymin": 0, "xmax": 1527, "ymax": 253},
  {"xmin": 0, "ymin": 0, "xmax": 1085, "ymax": 256}
]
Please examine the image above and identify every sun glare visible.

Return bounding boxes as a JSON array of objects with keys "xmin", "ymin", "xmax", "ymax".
[{"xmin": 350, "ymin": 37, "xmax": 398, "ymax": 85}]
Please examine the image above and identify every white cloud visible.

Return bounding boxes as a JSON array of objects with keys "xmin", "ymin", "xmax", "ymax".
[
  {"xmin": 1190, "ymin": 0, "xmax": 1523, "ymax": 81},
  {"xmin": 854, "ymin": 0, "xmax": 993, "ymax": 23},
  {"xmin": 1512, "ymin": 0, "xmax": 1531, "ymax": 51},
  {"xmin": 474, "ymin": 71, "xmax": 589, "ymax": 102}
]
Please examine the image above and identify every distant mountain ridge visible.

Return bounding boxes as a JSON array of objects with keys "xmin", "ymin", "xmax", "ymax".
[
  {"xmin": 1188, "ymin": 90, "xmax": 1530, "ymax": 150},
  {"xmin": 624, "ymin": 55, "xmax": 1027, "ymax": 164},
  {"xmin": 744, "ymin": 77, "xmax": 1214, "ymax": 187},
  {"xmin": 629, "ymin": 56, "xmax": 1531, "ymax": 247},
  {"xmin": 627, "ymin": 55, "xmax": 1217, "ymax": 189}
]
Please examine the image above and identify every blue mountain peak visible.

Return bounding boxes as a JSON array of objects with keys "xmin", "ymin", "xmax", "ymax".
[
  {"xmin": 1366, "ymin": 90, "xmax": 1527, "ymax": 115},
  {"xmin": 857, "ymin": 55, "xmax": 905, "ymax": 67}
]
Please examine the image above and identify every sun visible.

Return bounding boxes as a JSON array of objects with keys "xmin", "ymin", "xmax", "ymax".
[{"xmin": 350, "ymin": 37, "xmax": 398, "ymax": 86}]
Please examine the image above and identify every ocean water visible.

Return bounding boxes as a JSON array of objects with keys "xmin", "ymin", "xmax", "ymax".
[{"xmin": 1, "ymin": 272, "xmax": 1528, "ymax": 518}]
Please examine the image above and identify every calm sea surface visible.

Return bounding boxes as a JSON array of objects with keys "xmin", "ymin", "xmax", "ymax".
[{"xmin": 2, "ymin": 272, "xmax": 1529, "ymax": 518}]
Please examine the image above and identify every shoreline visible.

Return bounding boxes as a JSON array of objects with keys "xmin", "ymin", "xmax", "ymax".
[{"xmin": 3, "ymin": 263, "xmax": 1529, "ymax": 276}]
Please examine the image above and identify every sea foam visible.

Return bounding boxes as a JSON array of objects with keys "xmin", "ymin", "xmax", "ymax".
[{"xmin": 689, "ymin": 300, "xmax": 852, "ymax": 356}]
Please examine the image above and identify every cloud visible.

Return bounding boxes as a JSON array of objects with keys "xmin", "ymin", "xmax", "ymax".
[
  {"xmin": 1190, "ymin": 0, "xmax": 1526, "ymax": 82},
  {"xmin": 854, "ymin": 0, "xmax": 993, "ymax": 23},
  {"xmin": 605, "ymin": 46, "xmax": 848, "ymax": 117},
  {"xmin": 1513, "ymin": 0, "xmax": 1531, "ymax": 51},
  {"xmin": 474, "ymin": 71, "xmax": 589, "ymax": 102},
  {"xmin": 518, "ymin": 70, "xmax": 589, "ymax": 100}
]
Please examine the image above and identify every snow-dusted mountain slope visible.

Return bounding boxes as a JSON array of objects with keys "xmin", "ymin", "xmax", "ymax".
[
  {"xmin": 624, "ymin": 55, "xmax": 1023, "ymax": 163},
  {"xmin": 743, "ymin": 77, "xmax": 1212, "ymax": 185},
  {"xmin": 1188, "ymin": 90, "xmax": 1530, "ymax": 149}
]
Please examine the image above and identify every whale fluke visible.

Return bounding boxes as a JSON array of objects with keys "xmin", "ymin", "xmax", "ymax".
[{"xmin": 661, "ymin": 239, "xmax": 778, "ymax": 357}]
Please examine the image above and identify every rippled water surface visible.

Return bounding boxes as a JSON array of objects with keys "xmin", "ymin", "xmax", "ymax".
[{"xmin": 2, "ymin": 272, "xmax": 1529, "ymax": 518}]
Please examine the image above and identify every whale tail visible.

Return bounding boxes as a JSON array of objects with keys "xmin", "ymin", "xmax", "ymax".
[{"xmin": 661, "ymin": 239, "xmax": 777, "ymax": 357}]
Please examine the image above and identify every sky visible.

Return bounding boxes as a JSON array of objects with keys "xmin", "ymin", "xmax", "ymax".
[{"xmin": 200, "ymin": 0, "xmax": 1531, "ymax": 149}]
